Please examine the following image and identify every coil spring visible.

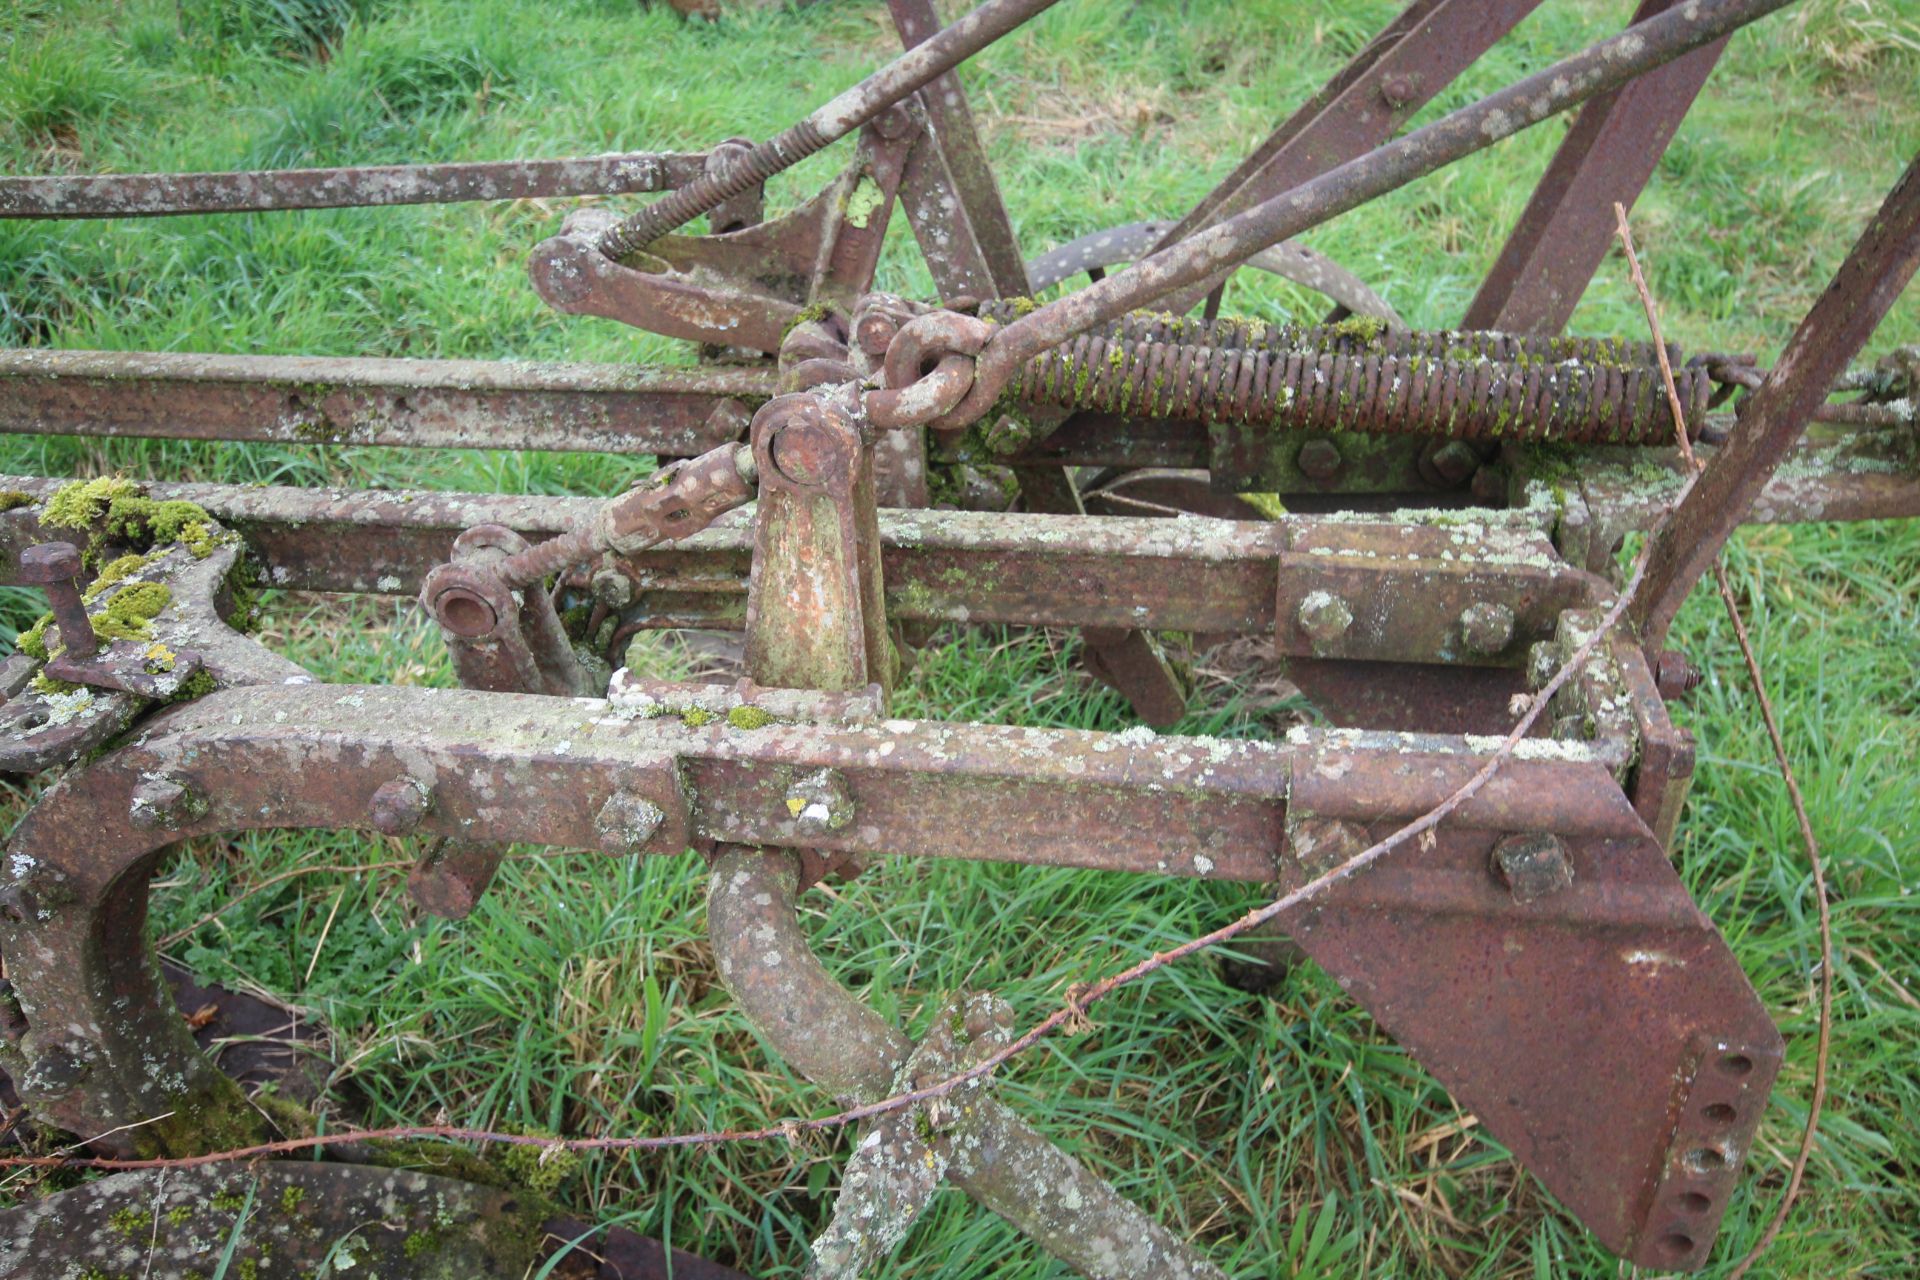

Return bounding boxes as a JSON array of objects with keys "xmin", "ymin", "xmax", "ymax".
[
  {"xmin": 977, "ymin": 304, "xmax": 1707, "ymax": 445},
  {"xmin": 599, "ymin": 120, "xmax": 830, "ymax": 261}
]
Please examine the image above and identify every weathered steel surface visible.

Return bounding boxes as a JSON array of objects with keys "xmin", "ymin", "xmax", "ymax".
[
  {"xmin": 0, "ymin": 348, "xmax": 773, "ymax": 456},
  {"xmin": 744, "ymin": 394, "xmax": 893, "ymax": 692},
  {"xmin": 710, "ymin": 851, "xmax": 1229, "ymax": 1280},
  {"xmin": 0, "ymin": 1162, "xmax": 753, "ymax": 1278},
  {"xmin": 0, "ymin": 152, "xmax": 709, "ymax": 219},
  {"xmin": 1463, "ymin": 0, "xmax": 1729, "ymax": 333},
  {"xmin": 890, "ymin": 0, "xmax": 1033, "ymax": 301},
  {"xmin": 1634, "ymin": 150, "xmax": 1920, "ymax": 646}
]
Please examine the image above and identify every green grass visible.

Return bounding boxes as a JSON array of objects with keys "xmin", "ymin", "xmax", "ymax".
[{"xmin": 3, "ymin": 0, "xmax": 1918, "ymax": 1276}]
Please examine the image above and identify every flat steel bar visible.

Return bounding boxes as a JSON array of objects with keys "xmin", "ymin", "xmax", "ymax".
[
  {"xmin": 0, "ymin": 349, "xmax": 775, "ymax": 456},
  {"xmin": 889, "ymin": 0, "xmax": 1032, "ymax": 299},
  {"xmin": 597, "ymin": 0, "xmax": 1064, "ymax": 258},
  {"xmin": 1632, "ymin": 150, "xmax": 1920, "ymax": 647},
  {"xmin": 0, "ymin": 153, "xmax": 709, "ymax": 219},
  {"xmin": 1462, "ymin": 0, "xmax": 1729, "ymax": 332},
  {"xmin": 3, "ymin": 461, "xmax": 1909, "ymax": 625},
  {"xmin": 969, "ymin": 0, "xmax": 1794, "ymax": 414}
]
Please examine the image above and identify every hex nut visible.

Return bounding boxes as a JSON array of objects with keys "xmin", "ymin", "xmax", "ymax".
[
  {"xmin": 1656, "ymin": 649, "xmax": 1704, "ymax": 700},
  {"xmin": 785, "ymin": 768, "xmax": 855, "ymax": 833},
  {"xmin": 128, "ymin": 775, "xmax": 206, "ymax": 832},
  {"xmin": 370, "ymin": 778, "xmax": 435, "ymax": 836},
  {"xmin": 1296, "ymin": 591, "xmax": 1354, "ymax": 646},
  {"xmin": 590, "ymin": 567, "xmax": 634, "ymax": 609},
  {"xmin": 1288, "ymin": 815, "xmax": 1368, "ymax": 876},
  {"xmin": 1491, "ymin": 832, "xmax": 1575, "ymax": 903},
  {"xmin": 1459, "ymin": 601, "xmax": 1517, "ymax": 655},
  {"xmin": 596, "ymin": 789, "xmax": 667, "ymax": 854},
  {"xmin": 1295, "ymin": 438, "xmax": 1343, "ymax": 484}
]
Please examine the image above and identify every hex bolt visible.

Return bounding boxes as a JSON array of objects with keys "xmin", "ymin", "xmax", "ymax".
[
  {"xmin": 1459, "ymin": 601, "xmax": 1517, "ymax": 656},
  {"xmin": 18, "ymin": 1042, "xmax": 90, "ymax": 1102},
  {"xmin": 590, "ymin": 567, "xmax": 634, "ymax": 609},
  {"xmin": 595, "ymin": 789, "xmax": 667, "ymax": 854},
  {"xmin": 1656, "ymin": 649, "xmax": 1704, "ymax": 700},
  {"xmin": 1491, "ymin": 832, "xmax": 1575, "ymax": 903},
  {"xmin": 1295, "ymin": 438, "xmax": 1343, "ymax": 484},
  {"xmin": 19, "ymin": 541, "xmax": 97, "ymax": 659},
  {"xmin": 785, "ymin": 768, "xmax": 855, "ymax": 833},
  {"xmin": 128, "ymin": 775, "xmax": 206, "ymax": 831},
  {"xmin": 369, "ymin": 778, "xmax": 434, "ymax": 836},
  {"xmin": 1421, "ymin": 439, "xmax": 1481, "ymax": 487},
  {"xmin": 1295, "ymin": 591, "xmax": 1354, "ymax": 646}
]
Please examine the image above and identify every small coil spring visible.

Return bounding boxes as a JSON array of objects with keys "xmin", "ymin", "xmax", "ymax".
[{"xmin": 977, "ymin": 304, "xmax": 1707, "ymax": 444}]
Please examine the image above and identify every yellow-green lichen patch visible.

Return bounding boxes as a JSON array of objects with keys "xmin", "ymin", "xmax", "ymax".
[
  {"xmin": 844, "ymin": 174, "xmax": 885, "ymax": 228},
  {"xmin": 491, "ymin": 1131, "xmax": 580, "ymax": 1196},
  {"xmin": 727, "ymin": 704, "xmax": 778, "ymax": 730},
  {"xmin": 0, "ymin": 490, "xmax": 35, "ymax": 512},
  {"xmin": 15, "ymin": 611, "xmax": 56, "ymax": 660},
  {"xmin": 1328, "ymin": 314, "xmax": 1387, "ymax": 349},
  {"xmin": 81, "ymin": 552, "xmax": 158, "ymax": 604},
  {"xmin": 90, "ymin": 582, "xmax": 171, "ymax": 642},
  {"xmin": 29, "ymin": 672, "xmax": 80, "ymax": 696},
  {"xmin": 101, "ymin": 496, "xmax": 222, "ymax": 554},
  {"xmin": 41, "ymin": 475, "xmax": 142, "ymax": 530},
  {"xmin": 680, "ymin": 707, "xmax": 715, "ymax": 728}
]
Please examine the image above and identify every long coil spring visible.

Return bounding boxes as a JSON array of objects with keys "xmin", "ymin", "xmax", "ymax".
[{"xmin": 977, "ymin": 304, "xmax": 1710, "ymax": 445}]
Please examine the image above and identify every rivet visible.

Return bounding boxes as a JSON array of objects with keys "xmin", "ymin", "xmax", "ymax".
[
  {"xmin": 370, "ymin": 778, "xmax": 434, "ymax": 835},
  {"xmin": 1379, "ymin": 73, "xmax": 1416, "ymax": 108},
  {"xmin": 596, "ymin": 789, "xmax": 667, "ymax": 854},
  {"xmin": 784, "ymin": 768, "xmax": 855, "ymax": 833},
  {"xmin": 1459, "ymin": 601, "xmax": 1516, "ymax": 655},
  {"xmin": 1295, "ymin": 591, "xmax": 1353, "ymax": 646}
]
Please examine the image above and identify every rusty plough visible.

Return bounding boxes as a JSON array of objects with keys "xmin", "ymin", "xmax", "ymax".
[{"xmin": 1, "ymin": 0, "xmax": 1916, "ymax": 1274}]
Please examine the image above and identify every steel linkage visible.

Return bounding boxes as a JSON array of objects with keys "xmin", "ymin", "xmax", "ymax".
[{"xmin": 1, "ymin": 0, "xmax": 1916, "ymax": 1276}]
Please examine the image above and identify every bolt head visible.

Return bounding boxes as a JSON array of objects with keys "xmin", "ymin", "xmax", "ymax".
[
  {"xmin": 1296, "ymin": 591, "xmax": 1354, "ymax": 646},
  {"xmin": 1288, "ymin": 816, "xmax": 1368, "ymax": 876},
  {"xmin": 19, "ymin": 542, "xmax": 80, "ymax": 585},
  {"xmin": 1296, "ymin": 438, "xmax": 1343, "ymax": 483},
  {"xmin": 1459, "ymin": 601, "xmax": 1517, "ymax": 655},
  {"xmin": 1425, "ymin": 439, "xmax": 1481, "ymax": 486},
  {"xmin": 1380, "ymin": 73, "xmax": 1416, "ymax": 107},
  {"xmin": 370, "ymin": 778, "xmax": 434, "ymax": 836},
  {"xmin": 784, "ymin": 768, "xmax": 855, "ymax": 833},
  {"xmin": 596, "ymin": 789, "xmax": 667, "ymax": 854},
  {"xmin": 590, "ymin": 567, "xmax": 634, "ymax": 609},
  {"xmin": 1491, "ymin": 832, "xmax": 1574, "ymax": 903}
]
